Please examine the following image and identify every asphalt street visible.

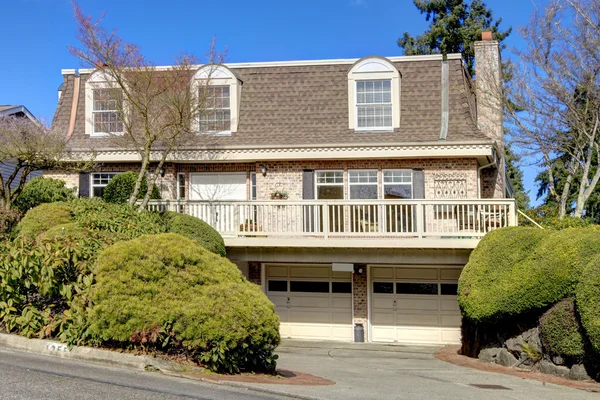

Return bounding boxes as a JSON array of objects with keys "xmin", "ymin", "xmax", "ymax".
[{"xmin": 0, "ymin": 349, "xmax": 287, "ymax": 400}]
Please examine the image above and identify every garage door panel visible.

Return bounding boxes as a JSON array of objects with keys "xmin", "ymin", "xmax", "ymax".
[
  {"xmin": 331, "ymin": 296, "xmax": 352, "ymax": 308},
  {"xmin": 396, "ymin": 313, "xmax": 440, "ymax": 327},
  {"xmin": 441, "ymin": 298, "xmax": 460, "ymax": 311},
  {"xmin": 441, "ymin": 315, "xmax": 461, "ymax": 327},
  {"xmin": 267, "ymin": 266, "xmax": 288, "ymax": 278},
  {"xmin": 331, "ymin": 325, "xmax": 353, "ymax": 340},
  {"xmin": 290, "ymin": 266, "xmax": 329, "ymax": 278},
  {"xmin": 332, "ymin": 271, "xmax": 352, "ymax": 279},
  {"xmin": 396, "ymin": 297, "xmax": 439, "ymax": 311},
  {"xmin": 290, "ymin": 310, "xmax": 331, "ymax": 324},
  {"xmin": 396, "ymin": 268, "xmax": 438, "ymax": 280},
  {"xmin": 268, "ymin": 296, "xmax": 289, "ymax": 307},
  {"xmin": 291, "ymin": 295, "xmax": 330, "ymax": 308},
  {"xmin": 332, "ymin": 311, "xmax": 352, "ymax": 324},
  {"xmin": 371, "ymin": 266, "xmax": 462, "ymax": 345}
]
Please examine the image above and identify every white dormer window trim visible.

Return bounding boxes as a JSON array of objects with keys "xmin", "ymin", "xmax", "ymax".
[
  {"xmin": 192, "ymin": 65, "xmax": 241, "ymax": 136},
  {"xmin": 348, "ymin": 57, "xmax": 401, "ymax": 132},
  {"xmin": 84, "ymin": 70, "xmax": 125, "ymax": 137}
]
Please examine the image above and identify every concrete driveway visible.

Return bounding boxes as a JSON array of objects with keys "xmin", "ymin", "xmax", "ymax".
[{"xmin": 249, "ymin": 340, "xmax": 598, "ymax": 400}]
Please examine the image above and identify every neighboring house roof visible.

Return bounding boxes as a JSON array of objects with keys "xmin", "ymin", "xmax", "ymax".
[
  {"xmin": 1, "ymin": 105, "xmax": 43, "ymax": 190},
  {"xmin": 54, "ymin": 54, "xmax": 488, "ymax": 152}
]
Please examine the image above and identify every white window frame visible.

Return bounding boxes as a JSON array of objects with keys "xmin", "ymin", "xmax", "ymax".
[
  {"xmin": 177, "ymin": 172, "xmax": 186, "ymax": 200},
  {"xmin": 382, "ymin": 169, "xmax": 413, "ymax": 200},
  {"xmin": 85, "ymin": 71, "xmax": 125, "ymax": 137},
  {"xmin": 192, "ymin": 65, "xmax": 241, "ymax": 136},
  {"xmin": 315, "ymin": 170, "xmax": 344, "ymax": 200},
  {"xmin": 348, "ymin": 57, "xmax": 401, "ymax": 132},
  {"xmin": 250, "ymin": 172, "xmax": 257, "ymax": 201},
  {"xmin": 90, "ymin": 172, "xmax": 118, "ymax": 198},
  {"xmin": 348, "ymin": 170, "xmax": 378, "ymax": 200}
]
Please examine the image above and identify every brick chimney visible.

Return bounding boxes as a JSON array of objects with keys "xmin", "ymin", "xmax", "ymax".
[{"xmin": 475, "ymin": 31, "xmax": 505, "ymax": 199}]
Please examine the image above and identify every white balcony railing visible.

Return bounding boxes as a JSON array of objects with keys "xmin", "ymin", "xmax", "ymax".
[{"xmin": 146, "ymin": 199, "xmax": 517, "ymax": 240}]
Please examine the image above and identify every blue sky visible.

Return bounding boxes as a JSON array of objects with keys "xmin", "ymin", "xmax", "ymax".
[{"xmin": 1, "ymin": 0, "xmax": 539, "ymax": 200}]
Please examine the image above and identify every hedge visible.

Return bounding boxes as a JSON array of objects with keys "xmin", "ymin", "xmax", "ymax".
[
  {"xmin": 577, "ymin": 257, "xmax": 600, "ymax": 353},
  {"xmin": 102, "ymin": 172, "xmax": 161, "ymax": 204},
  {"xmin": 458, "ymin": 227, "xmax": 600, "ymax": 322},
  {"xmin": 162, "ymin": 212, "xmax": 226, "ymax": 257},
  {"xmin": 539, "ymin": 298, "xmax": 585, "ymax": 360},
  {"xmin": 16, "ymin": 202, "xmax": 73, "ymax": 238},
  {"xmin": 88, "ymin": 233, "xmax": 279, "ymax": 373},
  {"xmin": 13, "ymin": 177, "xmax": 76, "ymax": 213}
]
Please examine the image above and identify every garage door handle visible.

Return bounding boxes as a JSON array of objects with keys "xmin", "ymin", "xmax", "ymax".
[
  {"xmin": 286, "ymin": 297, "xmax": 291, "ymax": 308},
  {"xmin": 393, "ymin": 300, "xmax": 397, "ymax": 311}
]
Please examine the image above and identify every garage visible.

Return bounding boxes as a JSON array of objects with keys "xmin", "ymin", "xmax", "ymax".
[
  {"xmin": 266, "ymin": 264, "xmax": 353, "ymax": 341},
  {"xmin": 370, "ymin": 266, "xmax": 462, "ymax": 344}
]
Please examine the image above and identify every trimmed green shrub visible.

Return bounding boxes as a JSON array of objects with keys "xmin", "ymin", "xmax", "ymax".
[
  {"xmin": 16, "ymin": 202, "xmax": 73, "ymax": 238},
  {"xmin": 89, "ymin": 233, "xmax": 279, "ymax": 373},
  {"xmin": 71, "ymin": 198, "xmax": 164, "ymax": 240},
  {"xmin": 0, "ymin": 207, "xmax": 21, "ymax": 238},
  {"xmin": 44, "ymin": 223, "xmax": 91, "ymax": 240},
  {"xmin": 459, "ymin": 227, "xmax": 600, "ymax": 322},
  {"xmin": 162, "ymin": 212, "xmax": 226, "ymax": 257},
  {"xmin": 577, "ymin": 258, "xmax": 600, "ymax": 353},
  {"xmin": 101, "ymin": 172, "xmax": 161, "ymax": 204},
  {"xmin": 540, "ymin": 298, "xmax": 585, "ymax": 360},
  {"xmin": 13, "ymin": 177, "xmax": 76, "ymax": 213}
]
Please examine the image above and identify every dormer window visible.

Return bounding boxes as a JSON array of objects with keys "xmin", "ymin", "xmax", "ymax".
[
  {"xmin": 193, "ymin": 65, "xmax": 241, "ymax": 135},
  {"xmin": 199, "ymin": 85, "xmax": 231, "ymax": 132},
  {"xmin": 85, "ymin": 70, "xmax": 124, "ymax": 136},
  {"xmin": 348, "ymin": 57, "xmax": 401, "ymax": 132},
  {"xmin": 93, "ymin": 88, "xmax": 123, "ymax": 134}
]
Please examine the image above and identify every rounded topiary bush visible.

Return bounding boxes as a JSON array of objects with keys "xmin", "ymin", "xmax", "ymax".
[
  {"xmin": 163, "ymin": 212, "xmax": 226, "ymax": 257},
  {"xmin": 44, "ymin": 222, "xmax": 91, "ymax": 240},
  {"xmin": 71, "ymin": 198, "xmax": 164, "ymax": 240},
  {"xmin": 17, "ymin": 202, "xmax": 73, "ymax": 238},
  {"xmin": 101, "ymin": 172, "xmax": 161, "ymax": 204},
  {"xmin": 577, "ymin": 258, "xmax": 600, "ymax": 353},
  {"xmin": 88, "ymin": 233, "xmax": 279, "ymax": 373},
  {"xmin": 540, "ymin": 298, "xmax": 585, "ymax": 360},
  {"xmin": 13, "ymin": 177, "xmax": 76, "ymax": 213},
  {"xmin": 459, "ymin": 227, "xmax": 600, "ymax": 322}
]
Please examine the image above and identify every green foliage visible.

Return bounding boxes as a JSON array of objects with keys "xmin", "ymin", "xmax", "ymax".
[
  {"xmin": 398, "ymin": 0, "xmax": 511, "ymax": 77},
  {"xmin": 505, "ymin": 145, "xmax": 530, "ymax": 210},
  {"xmin": 71, "ymin": 198, "xmax": 164, "ymax": 240},
  {"xmin": 0, "ymin": 233, "xmax": 109, "ymax": 341},
  {"xmin": 162, "ymin": 212, "xmax": 226, "ymax": 257},
  {"xmin": 520, "ymin": 204, "xmax": 594, "ymax": 229},
  {"xmin": 13, "ymin": 177, "xmax": 76, "ymax": 213},
  {"xmin": 0, "ymin": 207, "xmax": 21, "ymax": 238},
  {"xmin": 458, "ymin": 227, "xmax": 600, "ymax": 322},
  {"xmin": 101, "ymin": 172, "xmax": 161, "ymax": 204},
  {"xmin": 577, "ymin": 258, "xmax": 600, "ymax": 353},
  {"xmin": 44, "ymin": 223, "xmax": 92, "ymax": 240},
  {"xmin": 89, "ymin": 233, "xmax": 279, "ymax": 373},
  {"xmin": 540, "ymin": 298, "xmax": 585, "ymax": 360},
  {"xmin": 16, "ymin": 202, "xmax": 73, "ymax": 238}
]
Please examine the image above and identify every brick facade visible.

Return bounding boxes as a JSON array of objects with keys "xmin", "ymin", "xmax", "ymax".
[
  {"xmin": 248, "ymin": 261, "xmax": 262, "ymax": 286},
  {"xmin": 352, "ymin": 267, "xmax": 368, "ymax": 341}
]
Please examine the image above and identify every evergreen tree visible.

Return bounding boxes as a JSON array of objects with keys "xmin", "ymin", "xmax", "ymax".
[
  {"xmin": 398, "ymin": 0, "xmax": 511, "ymax": 77},
  {"xmin": 505, "ymin": 145, "xmax": 530, "ymax": 210}
]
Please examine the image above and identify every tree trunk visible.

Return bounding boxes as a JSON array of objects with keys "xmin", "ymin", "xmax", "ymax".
[
  {"xmin": 138, "ymin": 159, "xmax": 166, "ymax": 212},
  {"xmin": 128, "ymin": 146, "xmax": 152, "ymax": 206}
]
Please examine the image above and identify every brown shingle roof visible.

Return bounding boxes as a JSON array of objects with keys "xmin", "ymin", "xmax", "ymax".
[{"xmin": 55, "ymin": 57, "xmax": 487, "ymax": 150}]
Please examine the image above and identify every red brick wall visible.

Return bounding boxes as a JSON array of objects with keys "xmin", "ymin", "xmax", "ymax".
[
  {"xmin": 248, "ymin": 261, "xmax": 262, "ymax": 286},
  {"xmin": 353, "ymin": 267, "xmax": 368, "ymax": 341}
]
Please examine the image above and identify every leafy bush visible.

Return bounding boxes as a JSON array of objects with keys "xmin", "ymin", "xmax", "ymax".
[
  {"xmin": 540, "ymin": 298, "xmax": 585, "ymax": 360},
  {"xmin": 101, "ymin": 172, "xmax": 161, "ymax": 204},
  {"xmin": 44, "ymin": 223, "xmax": 92, "ymax": 240},
  {"xmin": 0, "ymin": 207, "xmax": 21, "ymax": 238},
  {"xmin": 519, "ymin": 205, "xmax": 594, "ymax": 229},
  {"xmin": 13, "ymin": 177, "xmax": 76, "ymax": 213},
  {"xmin": 88, "ymin": 233, "xmax": 279, "ymax": 373},
  {"xmin": 162, "ymin": 212, "xmax": 226, "ymax": 257},
  {"xmin": 71, "ymin": 198, "xmax": 164, "ymax": 240},
  {"xmin": 577, "ymin": 257, "xmax": 600, "ymax": 353},
  {"xmin": 0, "ymin": 233, "xmax": 110, "ymax": 341},
  {"xmin": 459, "ymin": 227, "xmax": 600, "ymax": 322},
  {"xmin": 16, "ymin": 202, "xmax": 73, "ymax": 238}
]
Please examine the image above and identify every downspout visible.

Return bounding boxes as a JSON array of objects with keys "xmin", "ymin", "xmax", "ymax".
[{"xmin": 477, "ymin": 148, "xmax": 497, "ymax": 199}]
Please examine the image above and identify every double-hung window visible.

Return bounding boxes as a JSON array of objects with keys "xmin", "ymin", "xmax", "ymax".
[
  {"xmin": 383, "ymin": 170, "xmax": 412, "ymax": 199},
  {"xmin": 316, "ymin": 171, "xmax": 344, "ymax": 200},
  {"xmin": 199, "ymin": 86, "xmax": 231, "ymax": 133},
  {"xmin": 91, "ymin": 173, "xmax": 118, "ymax": 198},
  {"xmin": 356, "ymin": 80, "xmax": 392, "ymax": 130},
  {"xmin": 348, "ymin": 170, "xmax": 378, "ymax": 199},
  {"xmin": 93, "ymin": 89, "xmax": 123, "ymax": 134}
]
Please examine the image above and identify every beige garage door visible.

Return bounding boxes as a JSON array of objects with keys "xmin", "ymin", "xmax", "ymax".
[
  {"xmin": 266, "ymin": 265, "xmax": 353, "ymax": 341},
  {"xmin": 371, "ymin": 266, "xmax": 462, "ymax": 344}
]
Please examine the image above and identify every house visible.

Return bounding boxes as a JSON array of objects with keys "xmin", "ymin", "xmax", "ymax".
[
  {"xmin": 46, "ymin": 34, "xmax": 516, "ymax": 345},
  {"xmin": 0, "ymin": 105, "xmax": 43, "ymax": 190}
]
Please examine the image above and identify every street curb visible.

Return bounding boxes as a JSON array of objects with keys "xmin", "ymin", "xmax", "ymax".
[
  {"xmin": 0, "ymin": 332, "xmax": 190, "ymax": 373},
  {"xmin": 0, "ymin": 333, "xmax": 323, "ymax": 400}
]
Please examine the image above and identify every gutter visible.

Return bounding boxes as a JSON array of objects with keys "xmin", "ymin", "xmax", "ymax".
[{"xmin": 477, "ymin": 147, "xmax": 498, "ymax": 199}]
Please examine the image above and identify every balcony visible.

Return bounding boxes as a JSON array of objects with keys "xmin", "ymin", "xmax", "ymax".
[{"xmin": 146, "ymin": 199, "xmax": 517, "ymax": 249}]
